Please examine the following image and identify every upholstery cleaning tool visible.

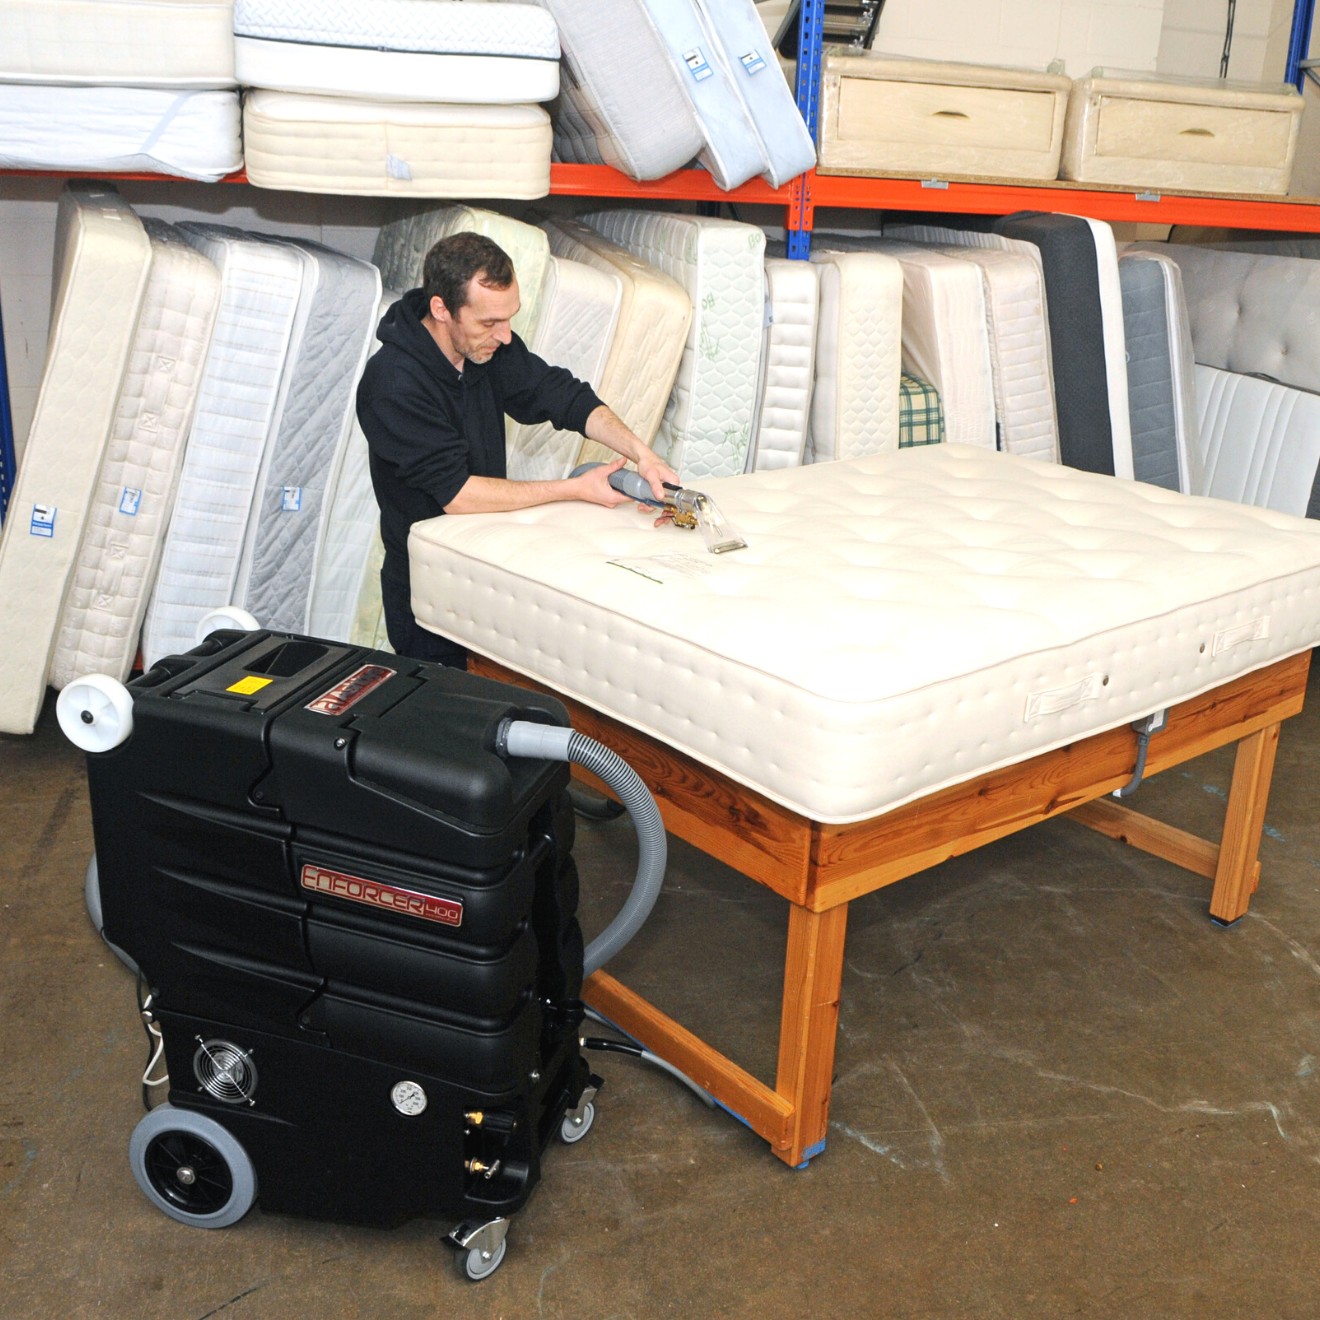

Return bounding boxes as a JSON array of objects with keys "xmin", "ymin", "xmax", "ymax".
[{"xmin": 571, "ymin": 463, "xmax": 748, "ymax": 554}]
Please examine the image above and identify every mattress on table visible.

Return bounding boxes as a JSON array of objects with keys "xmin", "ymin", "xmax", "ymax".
[
  {"xmin": 540, "ymin": 0, "xmax": 704, "ymax": 181},
  {"xmin": 539, "ymin": 216, "xmax": 691, "ymax": 466},
  {"xmin": 747, "ymin": 257, "xmax": 819, "ymax": 472},
  {"xmin": 582, "ymin": 210, "xmax": 765, "ymax": 479},
  {"xmin": 1129, "ymin": 242, "xmax": 1320, "ymax": 396},
  {"xmin": 886, "ymin": 223, "xmax": 1058, "ymax": 463},
  {"xmin": 799, "ymin": 249, "xmax": 903, "ymax": 463},
  {"xmin": 308, "ymin": 292, "xmax": 402, "ymax": 642},
  {"xmin": 693, "ymin": 0, "xmax": 815, "ymax": 187},
  {"xmin": 0, "ymin": 0, "xmax": 235, "ymax": 86},
  {"xmin": 242, "ymin": 91, "xmax": 552, "ymax": 198},
  {"xmin": 507, "ymin": 255, "xmax": 623, "ymax": 481},
  {"xmin": 407, "ymin": 443, "xmax": 1320, "ymax": 824},
  {"xmin": 232, "ymin": 238, "xmax": 382, "ymax": 635},
  {"xmin": 898, "ymin": 373, "xmax": 943, "ymax": 447},
  {"xmin": 374, "ymin": 203, "xmax": 550, "ymax": 345},
  {"xmin": 0, "ymin": 185, "xmax": 152, "ymax": 735},
  {"xmin": 1195, "ymin": 365, "xmax": 1320, "ymax": 520},
  {"xmin": 49, "ymin": 222, "xmax": 221, "ymax": 691},
  {"xmin": 992, "ymin": 213, "xmax": 1132, "ymax": 480},
  {"xmin": 1117, "ymin": 251, "xmax": 1202, "ymax": 496},
  {"xmin": 0, "ymin": 85, "xmax": 242, "ymax": 181},
  {"xmin": 812, "ymin": 234, "xmax": 996, "ymax": 449},
  {"xmin": 234, "ymin": 0, "xmax": 559, "ymax": 103},
  {"xmin": 141, "ymin": 226, "xmax": 306, "ymax": 668}
]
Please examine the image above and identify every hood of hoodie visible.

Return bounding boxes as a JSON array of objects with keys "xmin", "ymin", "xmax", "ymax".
[{"xmin": 375, "ymin": 287, "xmax": 490, "ymax": 391}]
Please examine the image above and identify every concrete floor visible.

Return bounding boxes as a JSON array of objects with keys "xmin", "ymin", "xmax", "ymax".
[{"xmin": 3, "ymin": 665, "xmax": 1320, "ymax": 1320}]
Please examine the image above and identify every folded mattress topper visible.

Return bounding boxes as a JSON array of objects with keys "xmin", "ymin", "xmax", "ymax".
[
  {"xmin": 0, "ymin": 85, "xmax": 243, "ymax": 181},
  {"xmin": 1116, "ymin": 251, "xmax": 1202, "ymax": 496},
  {"xmin": 232, "ymin": 0, "xmax": 560, "ymax": 103},
  {"xmin": 0, "ymin": 0, "xmax": 235, "ymax": 87},
  {"xmin": 0, "ymin": 184, "xmax": 153, "ymax": 735},
  {"xmin": 49, "ymin": 220, "xmax": 222, "ymax": 691},
  {"xmin": 582, "ymin": 209, "xmax": 766, "ymax": 480},
  {"xmin": 540, "ymin": 0, "xmax": 705, "ymax": 181},
  {"xmin": 406, "ymin": 443, "xmax": 1320, "ymax": 823}
]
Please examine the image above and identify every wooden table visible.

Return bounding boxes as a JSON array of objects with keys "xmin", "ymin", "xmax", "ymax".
[{"xmin": 471, "ymin": 650, "xmax": 1311, "ymax": 1169}]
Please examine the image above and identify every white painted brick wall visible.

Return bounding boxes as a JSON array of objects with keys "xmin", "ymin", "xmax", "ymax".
[{"xmin": 1157, "ymin": 0, "xmax": 1294, "ymax": 82}]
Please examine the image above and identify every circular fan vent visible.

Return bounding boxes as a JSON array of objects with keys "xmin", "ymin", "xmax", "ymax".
[{"xmin": 193, "ymin": 1038, "xmax": 258, "ymax": 1106}]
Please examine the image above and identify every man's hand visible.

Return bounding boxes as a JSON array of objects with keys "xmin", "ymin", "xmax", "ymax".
[{"xmin": 571, "ymin": 458, "xmax": 639, "ymax": 508}]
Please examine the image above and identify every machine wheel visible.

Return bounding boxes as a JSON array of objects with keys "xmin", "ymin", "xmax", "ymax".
[
  {"xmin": 56, "ymin": 674, "xmax": 133, "ymax": 752},
  {"xmin": 129, "ymin": 1105, "xmax": 256, "ymax": 1229},
  {"xmin": 195, "ymin": 605, "xmax": 261, "ymax": 643},
  {"xmin": 456, "ymin": 1238, "xmax": 507, "ymax": 1282},
  {"xmin": 558, "ymin": 1100, "xmax": 596, "ymax": 1145}
]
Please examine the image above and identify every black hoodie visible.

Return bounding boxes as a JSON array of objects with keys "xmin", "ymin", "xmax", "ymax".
[{"xmin": 355, "ymin": 286, "xmax": 603, "ymax": 584}]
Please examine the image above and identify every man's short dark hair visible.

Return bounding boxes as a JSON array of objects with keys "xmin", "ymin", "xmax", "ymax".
[{"xmin": 422, "ymin": 232, "xmax": 515, "ymax": 315}]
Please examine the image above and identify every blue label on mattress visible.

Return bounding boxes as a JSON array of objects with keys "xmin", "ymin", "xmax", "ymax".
[
  {"xmin": 30, "ymin": 503, "xmax": 55, "ymax": 537},
  {"xmin": 281, "ymin": 486, "xmax": 302, "ymax": 513},
  {"xmin": 683, "ymin": 48, "xmax": 713, "ymax": 81},
  {"xmin": 739, "ymin": 50, "xmax": 767, "ymax": 76},
  {"xmin": 119, "ymin": 487, "xmax": 142, "ymax": 517}
]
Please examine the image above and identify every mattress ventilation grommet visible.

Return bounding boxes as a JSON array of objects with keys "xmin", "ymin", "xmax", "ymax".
[{"xmin": 1112, "ymin": 708, "xmax": 1169, "ymax": 799}]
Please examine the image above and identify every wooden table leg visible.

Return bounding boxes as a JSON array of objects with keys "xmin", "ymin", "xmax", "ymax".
[
  {"xmin": 1210, "ymin": 721, "xmax": 1282, "ymax": 924},
  {"xmin": 776, "ymin": 902, "xmax": 849, "ymax": 1167}
]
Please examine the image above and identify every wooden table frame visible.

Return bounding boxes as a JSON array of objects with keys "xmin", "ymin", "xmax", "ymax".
[{"xmin": 472, "ymin": 651, "xmax": 1311, "ymax": 1169}]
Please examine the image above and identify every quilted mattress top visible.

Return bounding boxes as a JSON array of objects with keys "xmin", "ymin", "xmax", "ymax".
[{"xmin": 408, "ymin": 444, "xmax": 1320, "ymax": 823}]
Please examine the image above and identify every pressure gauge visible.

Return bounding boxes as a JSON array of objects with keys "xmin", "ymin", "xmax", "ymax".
[{"xmin": 390, "ymin": 1079, "xmax": 428, "ymax": 1116}]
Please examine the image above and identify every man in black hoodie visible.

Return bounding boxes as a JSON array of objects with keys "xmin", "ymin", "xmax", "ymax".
[{"xmin": 356, "ymin": 231, "xmax": 677, "ymax": 664}]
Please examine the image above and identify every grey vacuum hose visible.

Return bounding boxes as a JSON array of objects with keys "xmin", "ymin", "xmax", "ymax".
[{"xmin": 498, "ymin": 719, "xmax": 667, "ymax": 976}]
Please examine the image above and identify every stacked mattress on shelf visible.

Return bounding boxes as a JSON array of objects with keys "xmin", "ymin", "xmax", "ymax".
[
  {"xmin": 233, "ymin": 0, "xmax": 560, "ymax": 196},
  {"xmin": 1132, "ymin": 242, "xmax": 1320, "ymax": 520},
  {"xmin": 582, "ymin": 210, "xmax": 766, "ymax": 480},
  {"xmin": 540, "ymin": 216, "xmax": 692, "ymax": 469},
  {"xmin": 49, "ymin": 221, "xmax": 222, "ymax": 691},
  {"xmin": 885, "ymin": 223, "xmax": 1059, "ymax": 464},
  {"xmin": 405, "ymin": 443, "xmax": 1320, "ymax": 825},
  {"xmin": 543, "ymin": 0, "xmax": 814, "ymax": 188},
  {"xmin": 0, "ymin": 186, "xmax": 154, "ymax": 735},
  {"xmin": 0, "ymin": 0, "xmax": 240, "ymax": 179}
]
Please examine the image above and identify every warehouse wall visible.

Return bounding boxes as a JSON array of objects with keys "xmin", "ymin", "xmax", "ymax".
[{"xmin": 1157, "ymin": 0, "xmax": 1297, "ymax": 82}]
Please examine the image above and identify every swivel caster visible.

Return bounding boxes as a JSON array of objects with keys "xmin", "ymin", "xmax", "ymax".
[{"xmin": 449, "ymin": 1217, "xmax": 510, "ymax": 1281}]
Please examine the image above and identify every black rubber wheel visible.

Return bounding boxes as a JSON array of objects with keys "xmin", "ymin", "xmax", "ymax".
[{"xmin": 128, "ymin": 1105, "xmax": 256, "ymax": 1228}]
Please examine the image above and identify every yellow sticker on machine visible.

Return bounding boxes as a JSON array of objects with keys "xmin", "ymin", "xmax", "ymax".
[{"xmin": 227, "ymin": 675, "xmax": 273, "ymax": 695}]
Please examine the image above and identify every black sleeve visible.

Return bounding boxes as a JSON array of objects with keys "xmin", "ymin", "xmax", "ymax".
[{"xmin": 495, "ymin": 334, "xmax": 604, "ymax": 433}]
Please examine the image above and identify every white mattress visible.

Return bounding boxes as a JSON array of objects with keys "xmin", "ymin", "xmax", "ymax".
[
  {"xmin": 1132, "ymin": 242, "xmax": 1320, "ymax": 397},
  {"xmin": 233, "ymin": 238, "xmax": 381, "ymax": 634},
  {"xmin": 0, "ymin": 85, "xmax": 242, "ymax": 181},
  {"xmin": 582, "ymin": 210, "xmax": 765, "ymax": 480},
  {"xmin": 798, "ymin": 249, "xmax": 904, "ymax": 463},
  {"xmin": 507, "ymin": 255, "xmax": 623, "ymax": 481},
  {"xmin": 407, "ymin": 443, "xmax": 1320, "ymax": 824},
  {"xmin": 747, "ymin": 257, "xmax": 819, "ymax": 471},
  {"xmin": 0, "ymin": 0, "xmax": 235, "ymax": 86},
  {"xmin": 0, "ymin": 185, "xmax": 153, "ymax": 735},
  {"xmin": 1117, "ymin": 250, "xmax": 1202, "ymax": 496},
  {"xmin": 308, "ymin": 290, "xmax": 401, "ymax": 643},
  {"xmin": 1195, "ymin": 365, "xmax": 1320, "ymax": 519},
  {"xmin": 539, "ymin": 216, "xmax": 691, "ymax": 466},
  {"xmin": 373, "ymin": 204, "xmax": 550, "ymax": 346},
  {"xmin": 811, "ymin": 234, "xmax": 997, "ymax": 449},
  {"xmin": 141, "ymin": 226, "xmax": 306, "ymax": 668},
  {"xmin": 349, "ymin": 527, "xmax": 390, "ymax": 651},
  {"xmin": 49, "ymin": 222, "xmax": 221, "ymax": 692},
  {"xmin": 691, "ymin": 0, "xmax": 815, "ymax": 187},
  {"xmin": 540, "ymin": 0, "xmax": 705, "ymax": 181},
  {"xmin": 241, "ymin": 91, "xmax": 552, "ymax": 198},
  {"xmin": 234, "ymin": 0, "xmax": 559, "ymax": 102}
]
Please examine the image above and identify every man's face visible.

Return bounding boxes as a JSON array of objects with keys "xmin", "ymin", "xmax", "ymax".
[{"xmin": 439, "ymin": 275, "xmax": 520, "ymax": 364}]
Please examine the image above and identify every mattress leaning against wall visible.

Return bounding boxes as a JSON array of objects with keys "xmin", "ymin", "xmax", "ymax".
[
  {"xmin": 140, "ymin": 226, "xmax": 306, "ymax": 668},
  {"xmin": 48, "ymin": 221, "xmax": 222, "ymax": 690},
  {"xmin": 0, "ymin": 184, "xmax": 153, "ymax": 735},
  {"xmin": 747, "ymin": 257, "xmax": 820, "ymax": 471}
]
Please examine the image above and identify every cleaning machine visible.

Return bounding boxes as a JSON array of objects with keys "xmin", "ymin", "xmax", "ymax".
[{"xmin": 58, "ymin": 621, "xmax": 666, "ymax": 1281}]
